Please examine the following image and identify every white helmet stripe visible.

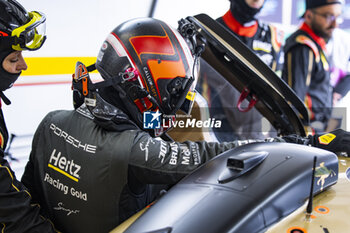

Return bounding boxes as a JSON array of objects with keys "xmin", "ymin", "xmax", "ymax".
[
  {"xmin": 105, "ymin": 33, "xmax": 144, "ymax": 88},
  {"xmin": 106, "ymin": 33, "xmax": 128, "ymax": 58}
]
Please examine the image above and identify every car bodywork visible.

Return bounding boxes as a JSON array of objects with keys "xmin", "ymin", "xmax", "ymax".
[{"xmin": 111, "ymin": 14, "xmax": 350, "ymax": 233}]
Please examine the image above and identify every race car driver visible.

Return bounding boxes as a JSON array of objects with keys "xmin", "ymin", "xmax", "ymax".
[
  {"xmin": 21, "ymin": 17, "xmax": 350, "ymax": 233},
  {"xmin": 198, "ymin": 0, "xmax": 284, "ymax": 141},
  {"xmin": 0, "ymin": 0, "xmax": 56, "ymax": 232}
]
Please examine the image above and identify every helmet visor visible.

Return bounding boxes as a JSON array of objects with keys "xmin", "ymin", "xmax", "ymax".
[{"xmin": 11, "ymin": 11, "xmax": 46, "ymax": 51}]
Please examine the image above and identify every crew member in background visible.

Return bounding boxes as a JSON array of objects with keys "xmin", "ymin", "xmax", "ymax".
[
  {"xmin": 197, "ymin": 0, "xmax": 284, "ymax": 141},
  {"xmin": 217, "ymin": 0, "xmax": 283, "ymax": 72},
  {"xmin": 282, "ymin": 0, "xmax": 343, "ymax": 133},
  {"xmin": 0, "ymin": 0, "xmax": 56, "ymax": 232}
]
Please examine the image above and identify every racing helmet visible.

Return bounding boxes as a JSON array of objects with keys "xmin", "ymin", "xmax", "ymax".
[
  {"xmin": 94, "ymin": 17, "xmax": 199, "ymax": 136},
  {"xmin": 0, "ymin": 0, "xmax": 46, "ymax": 51},
  {"xmin": 0, "ymin": 0, "xmax": 46, "ymax": 105}
]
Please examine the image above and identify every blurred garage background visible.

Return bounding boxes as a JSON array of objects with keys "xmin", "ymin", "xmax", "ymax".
[{"xmin": 4, "ymin": 0, "xmax": 350, "ymax": 178}]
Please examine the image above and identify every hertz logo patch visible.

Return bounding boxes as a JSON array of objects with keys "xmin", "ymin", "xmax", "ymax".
[
  {"xmin": 48, "ymin": 149, "xmax": 81, "ymax": 182},
  {"xmin": 318, "ymin": 133, "xmax": 336, "ymax": 145}
]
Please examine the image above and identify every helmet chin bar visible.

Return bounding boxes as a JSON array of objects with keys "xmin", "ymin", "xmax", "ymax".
[{"xmin": 72, "ymin": 61, "xmax": 170, "ymax": 136}]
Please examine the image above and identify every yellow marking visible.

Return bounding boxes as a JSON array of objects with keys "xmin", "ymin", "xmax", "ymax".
[
  {"xmin": 269, "ymin": 25, "xmax": 282, "ymax": 52},
  {"xmin": 271, "ymin": 60, "xmax": 277, "ymax": 72},
  {"xmin": 24, "ymin": 189, "xmax": 31, "ymax": 196},
  {"xmin": 287, "ymin": 52, "xmax": 293, "ymax": 87},
  {"xmin": 0, "ymin": 164, "xmax": 20, "ymax": 192},
  {"xmin": 0, "ymin": 166, "xmax": 51, "ymax": 233},
  {"xmin": 39, "ymin": 215, "xmax": 61, "ymax": 233},
  {"xmin": 0, "ymin": 133, "xmax": 4, "ymax": 149},
  {"xmin": 253, "ymin": 47, "xmax": 271, "ymax": 53},
  {"xmin": 202, "ymin": 76, "xmax": 209, "ymax": 101},
  {"xmin": 48, "ymin": 164, "xmax": 79, "ymax": 182},
  {"xmin": 306, "ymin": 50, "xmax": 314, "ymax": 87},
  {"xmin": 186, "ymin": 91, "xmax": 196, "ymax": 101},
  {"xmin": 318, "ymin": 133, "xmax": 336, "ymax": 145},
  {"xmin": 22, "ymin": 57, "xmax": 97, "ymax": 76},
  {"xmin": 320, "ymin": 52, "xmax": 329, "ymax": 71},
  {"xmin": 0, "ymin": 164, "xmax": 32, "ymax": 199}
]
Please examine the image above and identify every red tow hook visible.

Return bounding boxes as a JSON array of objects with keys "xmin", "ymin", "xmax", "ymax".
[{"xmin": 237, "ymin": 87, "xmax": 258, "ymax": 112}]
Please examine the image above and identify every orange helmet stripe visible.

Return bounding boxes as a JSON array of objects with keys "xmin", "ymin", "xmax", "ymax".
[
  {"xmin": 130, "ymin": 35, "xmax": 175, "ymax": 61},
  {"xmin": 0, "ymin": 133, "xmax": 3, "ymax": 149},
  {"xmin": 148, "ymin": 59, "xmax": 186, "ymax": 81}
]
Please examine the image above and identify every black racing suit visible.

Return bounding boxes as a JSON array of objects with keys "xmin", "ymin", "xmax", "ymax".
[
  {"xmin": 197, "ymin": 10, "xmax": 284, "ymax": 141},
  {"xmin": 0, "ymin": 105, "xmax": 57, "ymax": 232},
  {"xmin": 21, "ymin": 104, "xmax": 269, "ymax": 233},
  {"xmin": 282, "ymin": 22, "xmax": 333, "ymax": 132}
]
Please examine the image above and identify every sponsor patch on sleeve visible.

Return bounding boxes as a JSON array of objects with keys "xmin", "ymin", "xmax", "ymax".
[{"xmin": 318, "ymin": 133, "xmax": 336, "ymax": 145}]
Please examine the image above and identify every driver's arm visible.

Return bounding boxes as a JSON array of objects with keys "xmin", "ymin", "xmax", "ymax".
[{"xmin": 128, "ymin": 130, "xmax": 269, "ymax": 184}]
